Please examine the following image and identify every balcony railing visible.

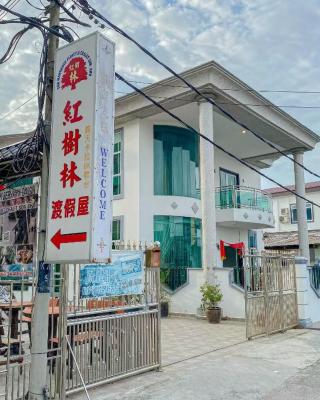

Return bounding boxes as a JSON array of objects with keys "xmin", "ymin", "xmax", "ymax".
[{"xmin": 215, "ymin": 186, "xmax": 273, "ymax": 213}]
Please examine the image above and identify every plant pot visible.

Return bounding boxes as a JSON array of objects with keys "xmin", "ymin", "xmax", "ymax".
[
  {"xmin": 206, "ymin": 307, "xmax": 221, "ymax": 324},
  {"xmin": 161, "ymin": 302, "xmax": 169, "ymax": 318}
]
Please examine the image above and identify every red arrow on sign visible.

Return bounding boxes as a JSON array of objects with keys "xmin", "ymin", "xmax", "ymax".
[{"xmin": 51, "ymin": 229, "xmax": 87, "ymax": 249}]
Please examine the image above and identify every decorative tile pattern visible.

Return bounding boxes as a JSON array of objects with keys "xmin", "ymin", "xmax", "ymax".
[
  {"xmin": 191, "ymin": 203, "xmax": 199, "ymax": 214},
  {"xmin": 171, "ymin": 202, "xmax": 178, "ymax": 210}
]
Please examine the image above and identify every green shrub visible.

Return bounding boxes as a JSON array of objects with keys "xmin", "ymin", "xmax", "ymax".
[{"xmin": 200, "ymin": 282, "xmax": 223, "ymax": 309}]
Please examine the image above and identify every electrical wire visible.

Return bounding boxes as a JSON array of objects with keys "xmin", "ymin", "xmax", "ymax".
[
  {"xmin": 0, "ymin": 4, "xmax": 73, "ymax": 40},
  {"xmin": 52, "ymin": 0, "xmax": 90, "ymax": 27},
  {"xmin": 0, "ymin": 94, "xmax": 37, "ymax": 122},
  {"xmin": 116, "ymin": 72, "xmax": 320, "ymax": 211},
  {"xmin": 0, "ymin": 4, "xmax": 74, "ymax": 180},
  {"xmin": 123, "ymin": 78, "xmax": 320, "ymax": 96},
  {"xmin": 25, "ymin": 0, "xmax": 45, "ymax": 12},
  {"xmin": 0, "ymin": 0, "xmax": 20, "ymax": 21},
  {"xmin": 74, "ymin": 0, "xmax": 320, "ymax": 181},
  {"xmin": 114, "ymin": 89, "xmax": 320, "ymax": 109}
]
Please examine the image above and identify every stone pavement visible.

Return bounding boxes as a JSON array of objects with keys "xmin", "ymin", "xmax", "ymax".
[
  {"xmin": 69, "ymin": 317, "xmax": 320, "ymax": 400},
  {"xmin": 161, "ymin": 317, "xmax": 246, "ymax": 366}
]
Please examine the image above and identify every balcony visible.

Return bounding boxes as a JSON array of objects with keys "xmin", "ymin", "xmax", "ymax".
[{"xmin": 215, "ymin": 186, "xmax": 275, "ymax": 229}]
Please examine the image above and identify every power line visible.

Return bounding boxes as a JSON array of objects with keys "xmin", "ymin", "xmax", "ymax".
[
  {"xmin": 114, "ymin": 89, "xmax": 320, "ymax": 109},
  {"xmin": 125, "ymin": 78, "xmax": 320, "ymax": 95},
  {"xmin": 116, "ymin": 72, "xmax": 320, "ymax": 211},
  {"xmin": 0, "ymin": 94, "xmax": 37, "ymax": 121},
  {"xmin": 75, "ymin": 0, "xmax": 320, "ymax": 181},
  {"xmin": 0, "ymin": 0, "xmax": 21, "ymax": 21}
]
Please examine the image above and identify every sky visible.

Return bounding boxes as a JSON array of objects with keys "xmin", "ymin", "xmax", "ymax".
[{"xmin": 1, "ymin": 0, "xmax": 320, "ymax": 189}]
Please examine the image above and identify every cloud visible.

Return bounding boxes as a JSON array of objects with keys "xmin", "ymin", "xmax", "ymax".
[{"xmin": 1, "ymin": 0, "xmax": 320, "ymax": 188}]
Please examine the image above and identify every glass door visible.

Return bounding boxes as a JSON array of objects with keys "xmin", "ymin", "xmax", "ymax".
[{"xmin": 219, "ymin": 169, "xmax": 239, "ymax": 208}]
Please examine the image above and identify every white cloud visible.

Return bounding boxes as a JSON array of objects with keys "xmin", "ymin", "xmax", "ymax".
[{"xmin": 1, "ymin": 0, "xmax": 320, "ymax": 187}]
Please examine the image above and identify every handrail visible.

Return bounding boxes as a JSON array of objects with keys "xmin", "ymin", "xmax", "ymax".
[
  {"xmin": 215, "ymin": 185, "xmax": 273, "ymax": 212},
  {"xmin": 215, "ymin": 185, "xmax": 273, "ymax": 199}
]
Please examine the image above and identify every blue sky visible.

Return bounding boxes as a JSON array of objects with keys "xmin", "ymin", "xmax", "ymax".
[{"xmin": 1, "ymin": 0, "xmax": 320, "ymax": 188}]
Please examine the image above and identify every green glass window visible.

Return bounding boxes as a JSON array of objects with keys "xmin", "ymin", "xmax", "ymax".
[
  {"xmin": 154, "ymin": 125, "xmax": 200, "ymax": 199},
  {"xmin": 112, "ymin": 218, "xmax": 122, "ymax": 241},
  {"xmin": 113, "ymin": 131, "xmax": 122, "ymax": 197},
  {"xmin": 290, "ymin": 202, "xmax": 313, "ymax": 223},
  {"xmin": 154, "ymin": 215, "xmax": 202, "ymax": 268},
  {"xmin": 248, "ymin": 230, "xmax": 257, "ymax": 250}
]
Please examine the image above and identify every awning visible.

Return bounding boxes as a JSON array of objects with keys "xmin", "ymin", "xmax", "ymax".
[{"xmin": 264, "ymin": 230, "xmax": 320, "ymax": 248}]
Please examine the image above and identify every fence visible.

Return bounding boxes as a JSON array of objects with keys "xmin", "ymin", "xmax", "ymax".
[
  {"xmin": 0, "ymin": 247, "xmax": 160, "ymax": 399},
  {"xmin": 309, "ymin": 265, "xmax": 320, "ymax": 297},
  {"xmin": 244, "ymin": 255, "xmax": 298, "ymax": 339},
  {"xmin": 160, "ymin": 266, "xmax": 188, "ymax": 292},
  {"xmin": 62, "ymin": 262, "xmax": 160, "ymax": 395},
  {"xmin": 0, "ymin": 274, "xmax": 64, "ymax": 400}
]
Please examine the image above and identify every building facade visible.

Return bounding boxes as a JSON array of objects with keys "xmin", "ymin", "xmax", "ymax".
[
  {"xmin": 264, "ymin": 182, "xmax": 320, "ymax": 263},
  {"xmin": 111, "ymin": 61, "xmax": 319, "ymax": 316}
]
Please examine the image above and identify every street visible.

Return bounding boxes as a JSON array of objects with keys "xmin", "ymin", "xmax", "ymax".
[{"xmin": 70, "ymin": 319, "xmax": 320, "ymax": 400}]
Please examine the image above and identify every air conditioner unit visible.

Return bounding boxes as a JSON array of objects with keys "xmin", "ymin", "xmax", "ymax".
[
  {"xmin": 280, "ymin": 208, "xmax": 289, "ymax": 216},
  {"xmin": 279, "ymin": 215, "xmax": 289, "ymax": 224}
]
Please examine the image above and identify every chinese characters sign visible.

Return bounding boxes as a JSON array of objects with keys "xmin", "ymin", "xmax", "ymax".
[
  {"xmin": 45, "ymin": 32, "xmax": 115, "ymax": 263},
  {"xmin": 80, "ymin": 252, "xmax": 144, "ymax": 298}
]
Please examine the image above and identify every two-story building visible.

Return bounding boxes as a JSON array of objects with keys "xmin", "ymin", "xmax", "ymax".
[
  {"xmin": 1, "ymin": 61, "xmax": 319, "ymax": 318},
  {"xmin": 264, "ymin": 181, "xmax": 320, "ymax": 263},
  {"xmin": 112, "ymin": 61, "xmax": 319, "ymax": 316}
]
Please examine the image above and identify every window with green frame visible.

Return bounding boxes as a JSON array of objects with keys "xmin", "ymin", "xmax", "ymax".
[
  {"xmin": 112, "ymin": 218, "xmax": 122, "ymax": 241},
  {"xmin": 154, "ymin": 215, "xmax": 202, "ymax": 268},
  {"xmin": 113, "ymin": 131, "xmax": 122, "ymax": 197},
  {"xmin": 154, "ymin": 125, "xmax": 200, "ymax": 199}
]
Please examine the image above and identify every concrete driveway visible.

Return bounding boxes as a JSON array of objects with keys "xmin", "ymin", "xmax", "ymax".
[{"xmin": 70, "ymin": 317, "xmax": 320, "ymax": 400}]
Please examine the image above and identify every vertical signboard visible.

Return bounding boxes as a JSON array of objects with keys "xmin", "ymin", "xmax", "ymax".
[{"xmin": 45, "ymin": 32, "xmax": 115, "ymax": 263}]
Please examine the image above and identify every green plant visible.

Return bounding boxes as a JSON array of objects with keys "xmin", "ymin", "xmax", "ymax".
[
  {"xmin": 160, "ymin": 269, "xmax": 170, "ymax": 303},
  {"xmin": 200, "ymin": 282, "xmax": 223, "ymax": 309}
]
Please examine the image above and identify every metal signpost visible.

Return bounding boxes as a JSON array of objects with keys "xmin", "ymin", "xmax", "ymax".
[{"xmin": 45, "ymin": 32, "xmax": 115, "ymax": 264}]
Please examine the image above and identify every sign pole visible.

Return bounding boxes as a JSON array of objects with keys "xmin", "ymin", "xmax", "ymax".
[{"xmin": 29, "ymin": 2, "xmax": 60, "ymax": 399}]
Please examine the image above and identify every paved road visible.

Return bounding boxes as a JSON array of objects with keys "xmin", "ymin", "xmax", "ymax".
[
  {"xmin": 71, "ymin": 326, "xmax": 320, "ymax": 400},
  {"xmin": 264, "ymin": 359, "xmax": 320, "ymax": 400}
]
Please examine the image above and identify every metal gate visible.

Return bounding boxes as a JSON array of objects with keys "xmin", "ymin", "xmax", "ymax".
[
  {"xmin": 244, "ymin": 255, "xmax": 298, "ymax": 339},
  {"xmin": 1, "ymin": 252, "xmax": 160, "ymax": 399}
]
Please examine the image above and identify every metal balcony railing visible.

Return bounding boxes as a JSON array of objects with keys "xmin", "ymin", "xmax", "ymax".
[{"xmin": 215, "ymin": 186, "xmax": 273, "ymax": 213}]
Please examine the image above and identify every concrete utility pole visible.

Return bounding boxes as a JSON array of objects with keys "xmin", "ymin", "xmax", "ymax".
[
  {"xmin": 29, "ymin": 2, "xmax": 60, "ymax": 399},
  {"xmin": 293, "ymin": 151, "xmax": 310, "ymax": 263}
]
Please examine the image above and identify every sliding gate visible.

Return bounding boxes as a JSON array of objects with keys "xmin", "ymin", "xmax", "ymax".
[
  {"xmin": 244, "ymin": 255, "xmax": 298, "ymax": 339},
  {"xmin": 0, "ymin": 261, "xmax": 160, "ymax": 399}
]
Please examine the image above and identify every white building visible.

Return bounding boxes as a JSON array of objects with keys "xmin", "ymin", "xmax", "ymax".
[
  {"xmin": 112, "ymin": 61, "xmax": 319, "ymax": 317},
  {"xmin": 264, "ymin": 181, "xmax": 320, "ymax": 263}
]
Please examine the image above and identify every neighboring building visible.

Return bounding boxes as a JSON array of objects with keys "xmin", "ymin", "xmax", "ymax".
[
  {"xmin": 264, "ymin": 181, "xmax": 320, "ymax": 263},
  {"xmin": 112, "ymin": 61, "xmax": 319, "ymax": 316}
]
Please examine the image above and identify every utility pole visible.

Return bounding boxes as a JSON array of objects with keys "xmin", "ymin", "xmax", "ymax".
[{"xmin": 29, "ymin": 2, "xmax": 60, "ymax": 399}]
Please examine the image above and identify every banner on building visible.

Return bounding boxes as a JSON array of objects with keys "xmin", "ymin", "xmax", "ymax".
[
  {"xmin": 79, "ymin": 251, "xmax": 144, "ymax": 298},
  {"xmin": 45, "ymin": 32, "xmax": 115, "ymax": 263},
  {"xmin": 0, "ymin": 183, "xmax": 38, "ymax": 280}
]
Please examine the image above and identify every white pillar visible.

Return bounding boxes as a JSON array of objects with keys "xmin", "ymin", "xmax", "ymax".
[
  {"xmin": 293, "ymin": 151, "xmax": 310, "ymax": 263},
  {"xmin": 295, "ymin": 256, "xmax": 312, "ymax": 327},
  {"xmin": 199, "ymin": 99, "xmax": 216, "ymax": 283}
]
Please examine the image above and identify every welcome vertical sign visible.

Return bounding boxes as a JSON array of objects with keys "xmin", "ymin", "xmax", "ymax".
[{"xmin": 45, "ymin": 32, "xmax": 115, "ymax": 263}]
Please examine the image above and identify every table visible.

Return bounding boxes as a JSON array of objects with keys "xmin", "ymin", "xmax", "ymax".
[{"xmin": 0, "ymin": 301, "xmax": 33, "ymax": 339}]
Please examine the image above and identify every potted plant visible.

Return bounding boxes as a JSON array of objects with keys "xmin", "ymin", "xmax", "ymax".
[
  {"xmin": 200, "ymin": 282, "xmax": 223, "ymax": 323},
  {"xmin": 160, "ymin": 269, "xmax": 170, "ymax": 317}
]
